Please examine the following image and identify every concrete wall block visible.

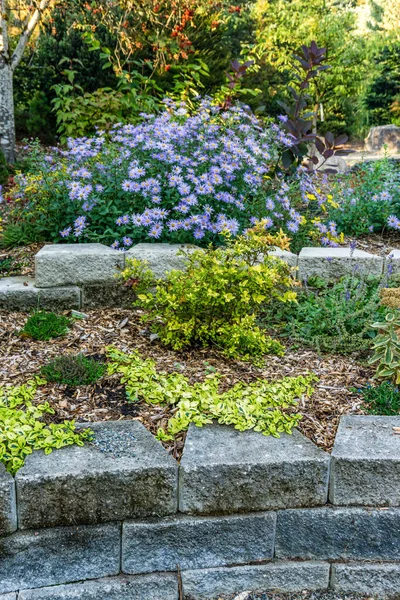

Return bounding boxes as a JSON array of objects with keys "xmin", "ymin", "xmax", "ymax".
[
  {"xmin": 298, "ymin": 247, "xmax": 384, "ymax": 281},
  {"xmin": 125, "ymin": 243, "xmax": 197, "ymax": 279},
  {"xmin": 276, "ymin": 506, "xmax": 400, "ymax": 560},
  {"xmin": 0, "ymin": 277, "xmax": 81, "ymax": 311},
  {"xmin": 16, "ymin": 422, "xmax": 178, "ymax": 530},
  {"xmin": 0, "ymin": 463, "xmax": 17, "ymax": 536},
  {"xmin": 330, "ymin": 415, "xmax": 400, "ymax": 506},
  {"xmin": 179, "ymin": 424, "xmax": 330, "ymax": 515},
  {"xmin": 331, "ymin": 562, "xmax": 400, "ymax": 595},
  {"xmin": 18, "ymin": 574, "xmax": 179, "ymax": 600},
  {"xmin": 0, "ymin": 523, "xmax": 120, "ymax": 594},
  {"xmin": 122, "ymin": 512, "xmax": 276, "ymax": 574},
  {"xmin": 35, "ymin": 244, "xmax": 124, "ymax": 288},
  {"xmin": 181, "ymin": 561, "xmax": 330, "ymax": 599}
]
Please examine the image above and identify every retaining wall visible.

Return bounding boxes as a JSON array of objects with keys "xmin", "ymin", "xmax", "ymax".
[
  {"xmin": 0, "ymin": 243, "xmax": 396, "ymax": 310},
  {"xmin": 1, "ymin": 415, "xmax": 400, "ymax": 599}
]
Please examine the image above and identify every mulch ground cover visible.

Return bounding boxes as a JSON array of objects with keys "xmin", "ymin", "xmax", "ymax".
[{"xmin": 0, "ymin": 306, "xmax": 372, "ymax": 459}]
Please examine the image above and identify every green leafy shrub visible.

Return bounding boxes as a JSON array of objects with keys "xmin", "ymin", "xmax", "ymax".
[
  {"xmin": 357, "ymin": 382, "xmax": 400, "ymax": 416},
  {"xmin": 121, "ymin": 228, "xmax": 297, "ymax": 363},
  {"xmin": 263, "ymin": 273, "xmax": 385, "ymax": 354},
  {"xmin": 20, "ymin": 311, "xmax": 71, "ymax": 341},
  {"xmin": 107, "ymin": 348, "xmax": 317, "ymax": 440},
  {"xmin": 0, "ymin": 379, "xmax": 91, "ymax": 474},
  {"xmin": 41, "ymin": 354, "xmax": 106, "ymax": 386},
  {"xmin": 368, "ymin": 312, "xmax": 400, "ymax": 383},
  {"xmin": 327, "ymin": 158, "xmax": 400, "ymax": 236}
]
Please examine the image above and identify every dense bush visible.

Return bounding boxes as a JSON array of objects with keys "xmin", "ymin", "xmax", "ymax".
[
  {"xmin": 41, "ymin": 354, "xmax": 106, "ymax": 386},
  {"xmin": 358, "ymin": 382, "xmax": 400, "ymax": 416},
  {"xmin": 20, "ymin": 312, "xmax": 71, "ymax": 341},
  {"xmin": 121, "ymin": 227, "xmax": 296, "ymax": 363},
  {"xmin": 263, "ymin": 272, "xmax": 386, "ymax": 354},
  {"xmin": 108, "ymin": 347, "xmax": 316, "ymax": 440},
  {"xmin": 0, "ymin": 379, "xmax": 91, "ymax": 474},
  {"xmin": 4, "ymin": 101, "xmax": 338, "ymax": 249},
  {"xmin": 326, "ymin": 158, "xmax": 400, "ymax": 236}
]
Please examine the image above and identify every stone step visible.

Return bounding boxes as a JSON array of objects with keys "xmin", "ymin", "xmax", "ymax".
[
  {"xmin": 0, "ymin": 523, "xmax": 120, "ymax": 594},
  {"xmin": 181, "ymin": 561, "xmax": 330, "ymax": 599},
  {"xmin": 0, "ymin": 277, "xmax": 80, "ymax": 310},
  {"xmin": 298, "ymin": 247, "xmax": 384, "ymax": 281},
  {"xmin": 275, "ymin": 506, "xmax": 400, "ymax": 560},
  {"xmin": 179, "ymin": 423, "xmax": 330, "ymax": 515},
  {"xmin": 122, "ymin": 512, "xmax": 276, "ymax": 575},
  {"xmin": 330, "ymin": 415, "xmax": 400, "ymax": 506},
  {"xmin": 0, "ymin": 463, "xmax": 16, "ymax": 536},
  {"xmin": 15, "ymin": 421, "xmax": 178, "ymax": 530},
  {"xmin": 35, "ymin": 243, "xmax": 124, "ymax": 288},
  {"xmin": 17, "ymin": 574, "xmax": 179, "ymax": 600}
]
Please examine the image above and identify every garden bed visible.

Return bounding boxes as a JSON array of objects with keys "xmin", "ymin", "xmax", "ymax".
[{"xmin": 0, "ymin": 306, "xmax": 370, "ymax": 457}]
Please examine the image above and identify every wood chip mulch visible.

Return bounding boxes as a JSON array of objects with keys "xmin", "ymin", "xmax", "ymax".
[
  {"xmin": 0, "ymin": 308, "xmax": 373, "ymax": 460},
  {"xmin": 0, "ymin": 243, "xmax": 44, "ymax": 277}
]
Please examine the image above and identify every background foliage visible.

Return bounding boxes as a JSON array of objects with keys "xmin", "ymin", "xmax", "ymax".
[{"xmin": 11, "ymin": 0, "xmax": 400, "ymax": 142}]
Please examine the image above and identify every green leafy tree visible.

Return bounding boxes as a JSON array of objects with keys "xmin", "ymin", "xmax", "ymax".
[{"xmin": 242, "ymin": 0, "xmax": 369, "ymax": 134}]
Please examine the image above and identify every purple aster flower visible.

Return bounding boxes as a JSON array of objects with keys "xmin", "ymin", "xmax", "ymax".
[
  {"xmin": 60, "ymin": 227, "xmax": 71, "ymax": 238},
  {"xmin": 388, "ymin": 215, "xmax": 400, "ymax": 230},
  {"xmin": 149, "ymin": 223, "xmax": 163, "ymax": 239}
]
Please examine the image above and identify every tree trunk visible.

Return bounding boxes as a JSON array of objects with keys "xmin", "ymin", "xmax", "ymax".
[{"xmin": 0, "ymin": 61, "xmax": 15, "ymax": 163}]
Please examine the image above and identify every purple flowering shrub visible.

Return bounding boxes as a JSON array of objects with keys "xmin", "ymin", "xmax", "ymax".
[
  {"xmin": 5, "ymin": 99, "xmax": 339, "ymax": 250},
  {"xmin": 326, "ymin": 158, "xmax": 400, "ymax": 236}
]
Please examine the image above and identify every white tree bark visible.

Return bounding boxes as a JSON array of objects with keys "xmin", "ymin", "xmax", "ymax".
[
  {"xmin": 0, "ymin": 61, "xmax": 15, "ymax": 163},
  {"xmin": 0, "ymin": 0, "xmax": 51, "ymax": 162}
]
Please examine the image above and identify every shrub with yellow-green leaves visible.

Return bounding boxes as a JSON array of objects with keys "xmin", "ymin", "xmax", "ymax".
[
  {"xmin": 0, "ymin": 379, "xmax": 92, "ymax": 475},
  {"xmin": 120, "ymin": 228, "xmax": 296, "ymax": 363},
  {"xmin": 107, "ymin": 348, "xmax": 316, "ymax": 440}
]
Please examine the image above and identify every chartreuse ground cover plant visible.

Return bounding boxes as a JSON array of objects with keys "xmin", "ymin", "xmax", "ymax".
[
  {"xmin": 41, "ymin": 354, "xmax": 106, "ymax": 387},
  {"xmin": 0, "ymin": 378, "xmax": 92, "ymax": 475},
  {"xmin": 107, "ymin": 347, "xmax": 316, "ymax": 441},
  {"xmin": 3, "ymin": 99, "xmax": 342, "ymax": 251},
  {"xmin": 20, "ymin": 311, "xmax": 71, "ymax": 341},
  {"xmin": 121, "ymin": 227, "xmax": 296, "ymax": 363}
]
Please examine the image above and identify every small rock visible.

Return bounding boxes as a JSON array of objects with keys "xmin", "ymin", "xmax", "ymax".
[
  {"xmin": 149, "ymin": 333, "xmax": 159, "ymax": 342},
  {"xmin": 71, "ymin": 310, "xmax": 89, "ymax": 319}
]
